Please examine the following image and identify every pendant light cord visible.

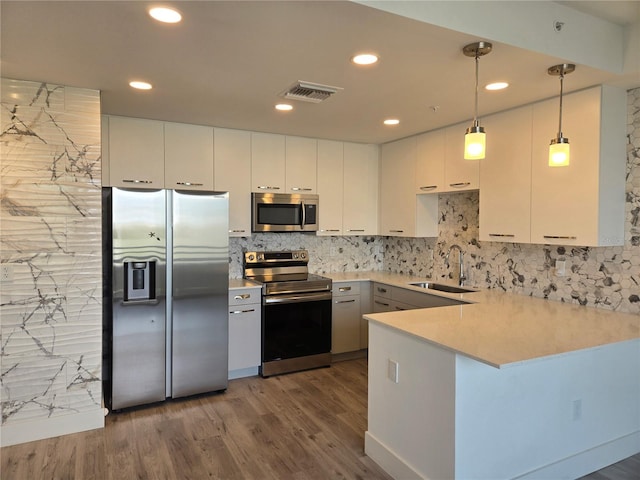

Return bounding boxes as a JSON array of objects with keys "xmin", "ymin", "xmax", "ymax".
[
  {"xmin": 557, "ymin": 69, "xmax": 565, "ymax": 137},
  {"xmin": 473, "ymin": 54, "xmax": 479, "ymax": 128}
]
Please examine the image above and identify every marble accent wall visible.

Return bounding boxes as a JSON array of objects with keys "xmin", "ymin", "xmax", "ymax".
[
  {"xmin": 384, "ymin": 87, "xmax": 640, "ymax": 315},
  {"xmin": 229, "ymin": 234, "xmax": 383, "ymax": 278},
  {"xmin": 0, "ymin": 79, "xmax": 103, "ymax": 443}
]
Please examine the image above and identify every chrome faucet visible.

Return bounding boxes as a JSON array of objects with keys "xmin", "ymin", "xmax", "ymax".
[{"xmin": 445, "ymin": 244, "xmax": 466, "ymax": 286}]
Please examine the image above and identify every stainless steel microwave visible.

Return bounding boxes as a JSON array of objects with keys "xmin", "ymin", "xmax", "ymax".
[{"xmin": 252, "ymin": 192, "xmax": 319, "ymax": 232}]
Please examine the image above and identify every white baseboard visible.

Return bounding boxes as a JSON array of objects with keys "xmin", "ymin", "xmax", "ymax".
[
  {"xmin": 228, "ymin": 366, "xmax": 259, "ymax": 380},
  {"xmin": 0, "ymin": 408, "xmax": 105, "ymax": 447},
  {"xmin": 365, "ymin": 429, "xmax": 640, "ymax": 480},
  {"xmin": 515, "ymin": 431, "xmax": 640, "ymax": 480},
  {"xmin": 365, "ymin": 431, "xmax": 423, "ymax": 480}
]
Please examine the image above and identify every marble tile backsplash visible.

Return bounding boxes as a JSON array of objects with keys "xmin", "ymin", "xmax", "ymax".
[
  {"xmin": 384, "ymin": 87, "xmax": 640, "ymax": 315},
  {"xmin": 229, "ymin": 234, "xmax": 383, "ymax": 278},
  {"xmin": 0, "ymin": 79, "xmax": 103, "ymax": 428}
]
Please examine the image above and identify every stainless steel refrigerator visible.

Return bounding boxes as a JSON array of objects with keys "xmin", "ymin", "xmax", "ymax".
[{"xmin": 103, "ymin": 187, "xmax": 229, "ymax": 410}]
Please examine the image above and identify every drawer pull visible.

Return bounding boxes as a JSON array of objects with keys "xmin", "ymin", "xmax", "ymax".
[
  {"xmin": 122, "ymin": 179, "xmax": 153, "ymax": 184},
  {"xmin": 449, "ymin": 182, "xmax": 471, "ymax": 188},
  {"xmin": 291, "ymin": 187, "xmax": 313, "ymax": 191},
  {"xmin": 256, "ymin": 186, "xmax": 281, "ymax": 190},
  {"xmin": 230, "ymin": 309, "xmax": 255, "ymax": 314},
  {"xmin": 335, "ymin": 299, "xmax": 356, "ymax": 304},
  {"xmin": 374, "ymin": 300, "xmax": 390, "ymax": 307},
  {"xmin": 234, "ymin": 294, "xmax": 251, "ymax": 300},
  {"xmin": 338, "ymin": 286, "xmax": 352, "ymax": 292},
  {"xmin": 394, "ymin": 306, "xmax": 407, "ymax": 311},
  {"xmin": 176, "ymin": 182, "xmax": 204, "ymax": 187},
  {"xmin": 348, "ymin": 229, "xmax": 365, "ymax": 232},
  {"xmin": 543, "ymin": 235, "xmax": 577, "ymax": 240},
  {"xmin": 377, "ymin": 287, "xmax": 387, "ymax": 293},
  {"xmin": 419, "ymin": 185, "xmax": 438, "ymax": 191},
  {"xmin": 320, "ymin": 229, "xmax": 340, "ymax": 232},
  {"xmin": 229, "ymin": 229, "xmax": 246, "ymax": 233},
  {"xmin": 489, "ymin": 233, "xmax": 515, "ymax": 238},
  {"xmin": 389, "ymin": 230, "xmax": 404, "ymax": 233}
]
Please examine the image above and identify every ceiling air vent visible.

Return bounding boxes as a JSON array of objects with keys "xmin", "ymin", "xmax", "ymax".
[{"xmin": 280, "ymin": 81, "xmax": 342, "ymax": 103}]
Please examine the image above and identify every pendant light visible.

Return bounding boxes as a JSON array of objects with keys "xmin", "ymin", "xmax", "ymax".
[
  {"xmin": 463, "ymin": 41, "xmax": 492, "ymax": 160},
  {"xmin": 548, "ymin": 63, "xmax": 575, "ymax": 167}
]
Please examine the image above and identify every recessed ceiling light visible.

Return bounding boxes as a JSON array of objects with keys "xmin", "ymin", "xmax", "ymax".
[
  {"xmin": 129, "ymin": 81, "xmax": 153, "ymax": 90},
  {"xmin": 384, "ymin": 118, "xmax": 400, "ymax": 126},
  {"xmin": 352, "ymin": 53, "xmax": 379, "ymax": 65},
  {"xmin": 275, "ymin": 104, "xmax": 293, "ymax": 111},
  {"xmin": 149, "ymin": 7, "xmax": 182, "ymax": 23},
  {"xmin": 485, "ymin": 82, "xmax": 509, "ymax": 91}
]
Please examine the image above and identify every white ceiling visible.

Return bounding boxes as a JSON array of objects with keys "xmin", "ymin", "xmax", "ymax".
[{"xmin": 1, "ymin": 1, "xmax": 639, "ymax": 144}]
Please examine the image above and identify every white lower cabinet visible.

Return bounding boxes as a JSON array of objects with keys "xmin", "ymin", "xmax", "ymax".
[
  {"xmin": 332, "ymin": 282, "xmax": 362, "ymax": 354},
  {"xmin": 228, "ymin": 287, "xmax": 261, "ymax": 379}
]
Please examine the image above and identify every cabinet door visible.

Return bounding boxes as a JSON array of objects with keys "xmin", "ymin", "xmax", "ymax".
[
  {"xmin": 108, "ymin": 116, "xmax": 164, "ymax": 188},
  {"xmin": 251, "ymin": 132, "xmax": 285, "ymax": 192},
  {"xmin": 286, "ymin": 136, "xmax": 317, "ymax": 193},
  {"xmin": 380, "ymin": 137, "xmax": 417, "ymax": 236},
  {"xmin": 344, "ymin": 143, "xmax": 379, "ymax": 235},
  {"xmin": 214, "ymin": 128, "xmax": 252, "ymax": 237},
  {"xmin": 479, "ymin": 106, "xmax": 532, "ymax": 243},
  {"xmin": 530, "ymin": 88, "xmax": 600, "ymax": 246},
  {"xmin": 332, "ymin": 295, "xmax": 361, "ymax": 354},
  {"xmin": 416, "ymin": 129, "xmax": 445, "ymax": 194},
  {"xmin": 228, "ymin": 304, "xmax": 261, "ymax": 372},
  {"xmin": 165, "ymin": 122, "xmax": 214, "ymax": 190},
  {"xmin": 444, "ymin": 122, "xmax": 479, "ymax": 191},
  {"xmin": 317, "ymin": 140, "xmax": 344, "ymax": 235},
  {"xmin": 372, "ymin": 296, "xmax": 394, "ymax": 313}
]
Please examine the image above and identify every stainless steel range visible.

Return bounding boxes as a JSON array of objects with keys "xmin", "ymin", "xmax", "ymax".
[{"xmin": 244, "ymin": 250, "xmax": 332, "ymax": 377}]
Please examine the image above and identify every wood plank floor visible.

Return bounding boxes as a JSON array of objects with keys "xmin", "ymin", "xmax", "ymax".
[{"xmin": 1, "ymin": 358, "xmax": 638, "ymax": 479}]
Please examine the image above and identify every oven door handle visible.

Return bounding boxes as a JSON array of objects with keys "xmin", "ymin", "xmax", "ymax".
[{"xmin": 264, "ymin": 291, "xmax": 332, "ymax": 305}]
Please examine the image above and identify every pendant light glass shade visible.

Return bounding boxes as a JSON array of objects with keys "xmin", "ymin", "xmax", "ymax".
[
  {"xmin": 465, "ymin": 124, "xmax": 486, "ymax": 160},
  {"xmin": 463, "ymin": 42, "xmax": 492, "ymax": 160},
  {"xmin": 548, "ymin": 64, "xmax": 575, "ymax": 167},
  {"xmin": 549, "ymin": 138, "xmax": 570, "ymax": 167}
]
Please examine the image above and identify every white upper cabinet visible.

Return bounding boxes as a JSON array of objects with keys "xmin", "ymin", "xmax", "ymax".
[
  {"xmin": 343, "ymin": 142, "xmax": 379, "ymax": 235},
  {"xmin": 285, "ymin": 136, "xmax": 317, "ymax": 193},
  {"xmin": 104, "ymin": 116, "xmax": 214, "ymax": 190},
  {"xmin": 415, "ymin": 129, "xmax": 445, "ymax": 194},
  {"xmin": 380, "ymin": 137, "xmax": 438, "ymax": 237},
  {"xmin": 530, "ymin": 85, "xmax": 626, "ymax": 246},
  {"xmin": 107, "ymin": 116, "xmax": 165, "ymax": 188},
  {"xmin": 164, "ymin": 122, "xmax": 214, "ymax": 190},
  {"xmin": 214, "ymin": 128, "xmax": 252, "ymax": 237},
  {"xmin": 479, "ymin": 105, "xmax": 533, "ymax": 243},
  {"xmin": 317, "ymin": 140, "xmax": 344, "ymax": 235},
  {"xmin": 444, "ymin": 122, "xmax": 480, "ymax": 191},
  {"xmin": 251, "ymin": 132, "xmax": 285, "ymax": 192}
]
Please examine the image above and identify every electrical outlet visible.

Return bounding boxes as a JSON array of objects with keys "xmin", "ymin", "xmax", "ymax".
[
  {"xmin": 1, "ymin": 264, "xmax": 14, "ymax": 283},
  {"xmin": 387, "ymin": 359, "xmax": 399, "ymax": 383},
  {"xmin": 555, "ymin": 259, "xmax": 566, "ymax": 276},
  {"xmin": 572, "ymin": 399, "xmax": 582, "ymax": 421}
]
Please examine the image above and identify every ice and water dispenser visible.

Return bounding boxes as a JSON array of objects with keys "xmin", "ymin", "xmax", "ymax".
[{"xmin": 124, "ymin": 261, "xmax": 156, "ymax": 301}]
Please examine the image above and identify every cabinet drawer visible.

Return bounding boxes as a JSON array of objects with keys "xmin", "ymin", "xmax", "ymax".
[
  {"xmin": 229, "ymin": 288, "xmax": 261, "ymax": 306},
  {"xmin": 372, "ymin": 283, "xmax": 391, "ymax": 299},
  {"xmin": 333, "ymin": 281, "xmax": 361, "ymax": 296},
  {"xmin": 394, "ymin": 287, "xmax": 465, "ymax": 308}
]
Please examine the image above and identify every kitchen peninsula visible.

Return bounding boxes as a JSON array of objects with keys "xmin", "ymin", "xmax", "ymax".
[{"xmin": 362, "ymin": 287, "xmax": 640, "ymax": 480}]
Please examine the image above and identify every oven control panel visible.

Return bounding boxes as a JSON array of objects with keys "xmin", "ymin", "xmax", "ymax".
[{"xmin": 244, "ymin": 250, "xmax": 308, "ymax": 266}]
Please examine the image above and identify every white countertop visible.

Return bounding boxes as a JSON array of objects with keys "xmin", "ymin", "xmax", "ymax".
[
  {"xmin": 229, "ymin": 278, "xmax": 261, "ymax": 290},
  {"xmin": 325, "ymin": 271, "xmax": 640, "ymax": 368}
]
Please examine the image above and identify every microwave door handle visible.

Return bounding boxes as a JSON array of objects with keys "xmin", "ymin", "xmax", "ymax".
[{"xmin": 300, "ymin": 201, "xmax": 306, "ymax": 229}]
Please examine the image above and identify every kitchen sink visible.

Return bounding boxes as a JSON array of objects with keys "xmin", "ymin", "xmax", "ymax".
[{"xmin": 409, "ymin": 282, "xmax": 476, "ymax": 294}]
